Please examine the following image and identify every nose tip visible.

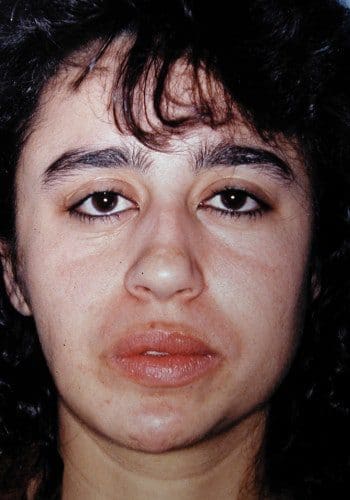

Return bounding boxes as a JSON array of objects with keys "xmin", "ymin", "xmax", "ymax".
[{"xmin": 124, "ymin": 247, "xmax": 204, "ymax": 302}]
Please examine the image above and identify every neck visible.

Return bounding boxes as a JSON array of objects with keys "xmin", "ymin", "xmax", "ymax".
[{"xmin": 59, "ymin": 405, "xmax": 266, "ymax": 500}]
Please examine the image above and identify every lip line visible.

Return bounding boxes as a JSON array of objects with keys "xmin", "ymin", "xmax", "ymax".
[{"xmin": 109, "ymin": 329, "xmax": 218, "ymax": 358}]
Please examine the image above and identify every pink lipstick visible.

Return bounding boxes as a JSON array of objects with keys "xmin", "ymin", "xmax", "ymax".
[{"xmin": 107, "ymin": 330, "xmax": 220, "ymax": 387}]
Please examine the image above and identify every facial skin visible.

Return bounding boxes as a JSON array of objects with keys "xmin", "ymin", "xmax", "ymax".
[{"xmin": 3, "ymin": 48, "xmax": 313, "ymax": 497}]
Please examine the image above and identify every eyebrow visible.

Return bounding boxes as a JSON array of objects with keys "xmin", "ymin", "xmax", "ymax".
[
  {"xmin": 42, "ymin": 146, "xmax": 151, "ymax": 186},
  {"xmin": 41, "ymin": 142, "xmax": 295, "ymax": 187},
  {"xmin": 194, "ymin": 142, "xmax": 295, "ymax": 183}
]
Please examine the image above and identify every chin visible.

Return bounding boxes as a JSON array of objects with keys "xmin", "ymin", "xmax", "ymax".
[{"xmin": 120, "ymin": 412, "xmax": 206, "ymax": 453}]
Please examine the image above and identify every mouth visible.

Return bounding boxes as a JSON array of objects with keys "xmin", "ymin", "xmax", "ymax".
[{"xmin": 106, "ymin": 330, "xmax": 220, "ymax": 388}]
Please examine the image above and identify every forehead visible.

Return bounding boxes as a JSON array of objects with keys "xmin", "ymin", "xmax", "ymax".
[{"xmin": 18, "ymin": 42, "xmax": 305, "ymax": 182}]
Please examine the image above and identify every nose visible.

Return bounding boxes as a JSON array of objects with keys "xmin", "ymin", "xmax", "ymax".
[{"xmin": 124, "ymin": 245, "xmax": 205, "ymax": 302}]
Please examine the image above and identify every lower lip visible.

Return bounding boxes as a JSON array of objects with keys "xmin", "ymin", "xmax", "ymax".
[{"xmin": 111, "ymin": 353, "xmax": 219, "ymax": 387}]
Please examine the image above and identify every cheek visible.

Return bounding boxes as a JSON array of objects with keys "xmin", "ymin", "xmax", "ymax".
[
  {"xmin": 18, "ymin": 231, "xmax": 128, "ymax": 368},
  {"xmin": 208, "ymin": 215, "xmax": 310, "ymax": 314},
  {"xmin": 204, "ymin": 220, "xmax": 311, "ymax": 373}
]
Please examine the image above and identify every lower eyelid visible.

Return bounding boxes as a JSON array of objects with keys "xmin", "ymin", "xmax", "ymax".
[
  {"xmin": 201, "ymin": 204, "xmax": 265, "ymax": 218},
  {"xmin": 68, "ymin": 211, "xmax": 120, "ymax": 223},
  {"xmin": 69, "ymin": 207, "xmax": 138, "ymax": 225}
]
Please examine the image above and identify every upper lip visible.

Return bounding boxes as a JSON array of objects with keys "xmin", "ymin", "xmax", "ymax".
[{"xmin": 110, "ymin": 325, "xmax": 217, "ymax": 358}]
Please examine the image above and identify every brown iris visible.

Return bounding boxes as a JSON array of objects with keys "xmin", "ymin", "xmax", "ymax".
[
  {"xmin": 219, "ymin": 189, "xmax": 248, "ymax": 210},
  {"xmin": 91, "ymin": 191, "xmax": 119, "ymax": 213}
]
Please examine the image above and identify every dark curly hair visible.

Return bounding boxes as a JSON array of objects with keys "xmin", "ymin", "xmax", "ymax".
[{"xmin": 1, "ymin": 0, "xmax": 350, "ymax": 498}]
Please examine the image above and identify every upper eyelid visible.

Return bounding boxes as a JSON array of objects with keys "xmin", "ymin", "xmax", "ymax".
[
  {"xmin": 70, "ymin": 189, "xmax": 132, "ymax": 209},
  {"xmin": 205, "ymin": 187, "xmax": 256, "ymax": 199},
  {"xmin": 203, "ymin": 186, "xmax": 268, "ymax": 207}
]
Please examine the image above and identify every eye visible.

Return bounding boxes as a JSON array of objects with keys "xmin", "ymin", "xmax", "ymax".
[
  {"xmin": 200, "ymin": 187, "xmax": 268, "ymax": 219},
  {"xmin": 71, "ymin": 191, "xmax": 135, "ymax": 218}
]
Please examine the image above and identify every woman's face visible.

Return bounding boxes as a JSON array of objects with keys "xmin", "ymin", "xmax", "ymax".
[{"xmin": 6, "ymin": 58, "xmax": 313, "ymax": 453}]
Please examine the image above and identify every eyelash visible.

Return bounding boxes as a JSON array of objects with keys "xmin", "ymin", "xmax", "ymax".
[
  {"xmin": 68, "ymin": 189, "xmax": 132, "ymax": 223},
  {"xmin": 200, "ymin": 186, "xmax": 269, "ymax": 221},
  {"xmin": 68, "ymin": 186, "xmax": 269, "ymax": 223}
]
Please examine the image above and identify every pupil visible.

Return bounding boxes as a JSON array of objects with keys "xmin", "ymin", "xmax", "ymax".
[
  {"xmin": 220, "ymin": 190, "xmax": 246, "ymax": 210},
  {"xmin": 92, "ymin": 192, "xmax": 118, "ymax": 212}
]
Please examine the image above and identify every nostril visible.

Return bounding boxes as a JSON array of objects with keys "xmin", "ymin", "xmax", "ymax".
[{"xmin": 135, "ymin": 285, "xmax": 151, "ymax": 293}]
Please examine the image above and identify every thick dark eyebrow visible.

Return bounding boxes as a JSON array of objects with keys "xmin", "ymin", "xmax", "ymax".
[
  {"xmin": 194, "ymin": 142, "xmax": 295, "ymax": 183},
  {"xmin": 41, "ymin": 142, "xmax": 295, "ymax": 187},
  {"xmin": 41, "ymin": 147, "xmax": 152, "ymax": 186}
]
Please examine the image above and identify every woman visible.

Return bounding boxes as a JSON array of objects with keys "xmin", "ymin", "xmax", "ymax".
[{"xmin": 0, "ymin": 1, "xmax": 349, "ymax": 498}]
